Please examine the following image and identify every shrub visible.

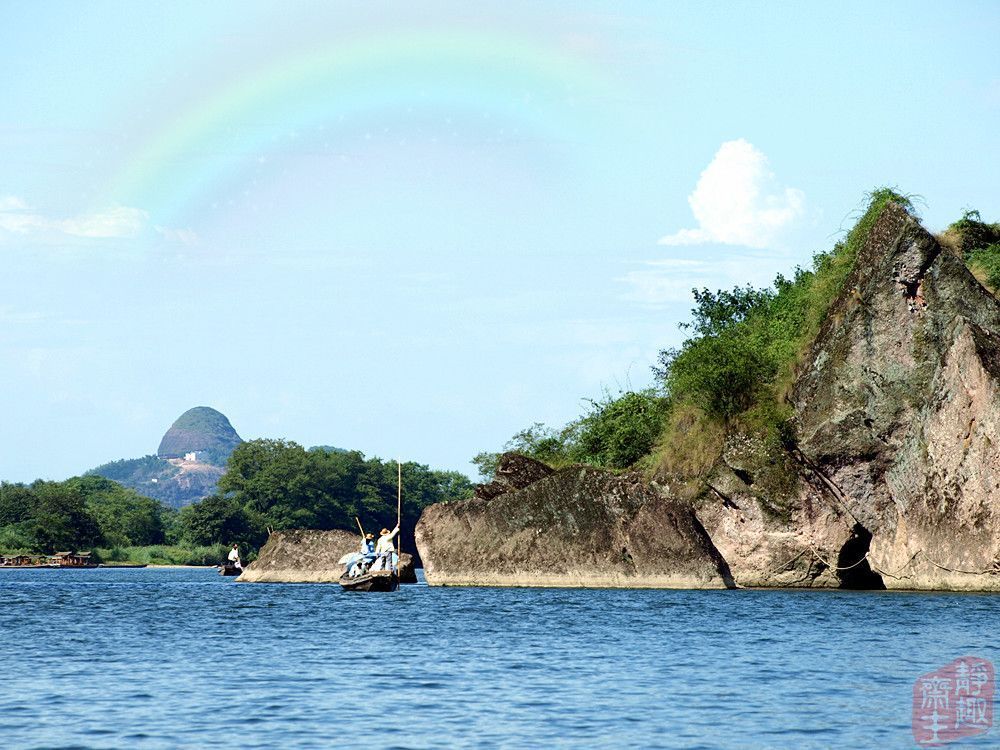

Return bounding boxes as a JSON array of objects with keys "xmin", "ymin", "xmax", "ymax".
[
  {"xmin": 967, "ymin": 243, "xmax": 1000, "ymax": 291},
  {"xmin": 572, "ymin": 390, "xmax": 671, "ymax": 469}
]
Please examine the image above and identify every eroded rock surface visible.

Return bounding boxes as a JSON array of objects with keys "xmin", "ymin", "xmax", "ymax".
[
  {"xmin": 790, "ymin": 204, "xmax": 1000, "ymax": 590},
  {"xmin": 418, "ymin": 204, "xmax": 1000, "ymax": 591},
  {"xmin": 238, "ymin": 529, "xmax": 417, "ymax": 584},
  {"xmin": 417, "ymin": 461, "xmax": 733, "ymax": 588},
  {"xmin": 474, "ymin": 453, "xmax": 553, "ymax": 501}
]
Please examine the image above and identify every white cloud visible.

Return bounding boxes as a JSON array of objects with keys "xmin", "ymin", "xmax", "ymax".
[
  {"xmin": 659, "ymin": 139, "xmax": 804, "ymax": 249},
  {"xmin": 59, "ymin": 206, "xmax": 148, "ymax": 238},
  {"xmin": 0, "ymin": 196, "xmax": 148, "ymax": 239},
  {"xmin": 155, "ymin": 225, "xmax": 200, "ymax": 245},
  {"xmin": 0, "ymin": 195, "xmax": 29, "ymax": 211}
]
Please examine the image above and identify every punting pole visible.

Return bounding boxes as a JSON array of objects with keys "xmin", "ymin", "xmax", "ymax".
[{"xmin": 397, "ymin": 460, "xmax": 403, "ymax": 562}]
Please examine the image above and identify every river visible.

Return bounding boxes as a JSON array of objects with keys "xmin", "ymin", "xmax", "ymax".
[{"xmin": 0, "ymin": 568, "xmax": 996, "ymax": 748}]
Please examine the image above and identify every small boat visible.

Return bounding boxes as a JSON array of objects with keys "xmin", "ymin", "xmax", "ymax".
[
  {"xmin": 339, "ymin": 568, "xmax": 399, "ymax": 592},
  {"xmin": 220, "ymin": 563, "xmax": 242, "ymax": 576},
  {"xmin": 340, "ymin": 461, "xmax": 405, "ymax": 593}
]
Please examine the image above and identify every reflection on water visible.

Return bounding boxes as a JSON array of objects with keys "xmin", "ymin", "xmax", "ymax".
[{"xmin": 1, "ymin": 568, "xmax": 997, "ymax": 749}]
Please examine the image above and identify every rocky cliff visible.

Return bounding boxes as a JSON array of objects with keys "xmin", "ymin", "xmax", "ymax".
[
  {"xmin": 789, "ymin": 203, "xmax": 1000, "ymax": 590},
  {"xmin": 238, "ymin": 528, "xmax": 417, "ymax": 584},
  {"xmin": 417, "ymin": 204, "xmax": 1000, "ymax": 591},
  {"xmin": 416, "ymin": 455, "xmax": 733, "ymax": 588}
]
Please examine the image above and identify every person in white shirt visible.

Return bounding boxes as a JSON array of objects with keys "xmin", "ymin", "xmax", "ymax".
[
  {"xmin": 374, "ymin": 525, "xmax": 399, "ymax": 571},
  {"xmin": 228, "ymin": 544, "xmax": 241, "ymax": 569}
]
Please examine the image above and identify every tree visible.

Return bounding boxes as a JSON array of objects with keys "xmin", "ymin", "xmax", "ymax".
[
  {"xmin": 179, "ymin": 495, "xmax": 262, "ymax": 547},
  {"xmin": 212, "ymin": 439, "xmax": 474, "ymax": 552},
  {"xmin": 0, "ymin": 483, "xmax": 34, "ymax": 527},
  {"xmin": 66, "ymin": 476, "xmax": 167, "ymax": 547},
  {"xmin": 680, "ymin": 286, "xmax": 774, "ymax": 338},
  {"xmin": 573, "ymin": 390, "xmax": 670, "ymax": 468},
  {"xmin": 28, "ymin": 481, "xmax": 102, "ymax": 552},
  {"xmin": 659, "ymin": 333, "xmax": 773, "ymax": 419}
]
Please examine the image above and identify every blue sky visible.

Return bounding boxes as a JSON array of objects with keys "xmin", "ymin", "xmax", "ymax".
[{"xmin": 2, "ymin": 1, "xmax": 999, "ymax": 482}]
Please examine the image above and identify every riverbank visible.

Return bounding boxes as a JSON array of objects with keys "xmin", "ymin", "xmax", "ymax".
[{"xmin": 93, "ymin": 544, "xmax": 230, "ymax": 567}]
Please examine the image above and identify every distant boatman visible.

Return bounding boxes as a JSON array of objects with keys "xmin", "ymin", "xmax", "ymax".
[
  {"xmin": 228, "ymin": 544, "xmax": 242, "ymax": 570},
  {"xmin": 374, "ymin": 525, "xmax": 400, "ymax": 571}
]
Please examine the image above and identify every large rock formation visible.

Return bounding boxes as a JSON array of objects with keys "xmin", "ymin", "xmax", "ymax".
[
  {"xmin": 416, "ymin": 464, "xmax": 733, "ymax": 588},
  {"xmin": 238, "ymin": 529, "xmax": 417, "ymax": 584},
  {"xmin": 675, "ymin": 204, "xmax": 1000, "ymax": 591},
  {"xmin": 157, "ymin": 406, "xmax": 242, "ymax": 462},
  {"xmin": 790, "ymin": 203, "xmax": 1000, "ymax": 590},
  {"xmin": 473, "ymin": 453, "xmax": 552, "ymax": 501},
  {"xmin": 687, "ymin": 434, "xmax": 853, "ymax": 590},
  {"xmin": 417, "ymin": 203, "xmax": 1000, "ymax": 591}
]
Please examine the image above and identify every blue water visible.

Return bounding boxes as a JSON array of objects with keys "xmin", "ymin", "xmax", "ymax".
[{"xmin": 1, "ymin": 569, "xmax": 997, "ymax": 749}]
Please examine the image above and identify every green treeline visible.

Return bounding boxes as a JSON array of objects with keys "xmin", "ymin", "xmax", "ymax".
[
  {"xmin": 480, "ymin": 189, "xmax": 999, "ymax": 482},
  {"xmin": 0, "ymin": 476, "xmax": 167, "ymax": 553},
  {"xmin": 1, "ymin": 444, "xmax": 473, "ymax": 561},
  {"xmin": 178, "ymin": 441, "xmax": 475, "ymax": 550}
]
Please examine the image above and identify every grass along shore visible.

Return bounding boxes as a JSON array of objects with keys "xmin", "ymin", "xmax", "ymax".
[{"xmin": 94, "ymin": 544, "xmax": 232, "ymax": 566}]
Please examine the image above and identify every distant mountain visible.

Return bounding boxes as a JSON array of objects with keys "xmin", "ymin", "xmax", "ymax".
[
  {"xmin": 157, "ymin": 406, "xmax": 242, "ymax": 464},
  {"xmin": 87, "ymin": 407, "xmax": 242, "ymax": 509}
]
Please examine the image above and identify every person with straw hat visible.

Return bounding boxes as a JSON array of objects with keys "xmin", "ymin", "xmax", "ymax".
[{"xmin": 374, "ymin": 524, "xmax": 399, "ymax": 571}]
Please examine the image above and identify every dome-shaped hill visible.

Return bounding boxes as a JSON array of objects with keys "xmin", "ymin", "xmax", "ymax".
[{"xmin": 156, "ymin": 406, "xmax": 242, "ymax": 464}]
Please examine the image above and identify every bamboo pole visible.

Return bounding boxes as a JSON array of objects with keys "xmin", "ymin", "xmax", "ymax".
[
  {"xmin": 397, "ymin": 460, "xmax": 403, "ymax": 568},
  {"xmin": 355, "ymin": 516, "xmax": 365, "ymax": 538}
]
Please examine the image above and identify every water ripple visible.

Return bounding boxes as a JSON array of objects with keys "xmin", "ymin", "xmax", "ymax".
[{"xmin": 1, "ymin": 568, "xmax": 999, "ymax": 748}]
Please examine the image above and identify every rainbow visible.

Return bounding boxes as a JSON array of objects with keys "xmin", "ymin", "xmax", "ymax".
[{"xmin": 109, "ymin": 30, "xmax": 616, "ymax": 226}]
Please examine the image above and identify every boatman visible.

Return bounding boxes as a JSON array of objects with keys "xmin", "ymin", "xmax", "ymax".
[
  {"xmin": 375, "ymin": 525, "xmax": 400, "ymax": 571},
  {"xmin": 228, "ymin": 544, "xmax": 241, "ymax": 570},
  {"xmin": 376, "ymin": 525, "xmax": 399, "ymax": 555}
]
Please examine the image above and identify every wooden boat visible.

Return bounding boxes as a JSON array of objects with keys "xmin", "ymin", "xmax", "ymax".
[
  {"xmin": 339, "ymin": 461, "xmax": 405, "ymax": 593},
  {"xmin": 339, "ymin": 568, "xmax": 399, "ymax": 592},
  {"xmin": 220, "ymin": 563, "xmax": 243, "ymax": 576}
]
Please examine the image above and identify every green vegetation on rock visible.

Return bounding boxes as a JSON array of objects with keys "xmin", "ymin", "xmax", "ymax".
[
  {"xmin": 476, "ymin": 189, "xmax": 923, "ymax": 482},
  {"xmin": 473, "ymin": 388, "xmax": 670, "ymax": 478},
  {"xmin": 940, "ymin": 209, "xmax": 1000, "ymax": 293},
  {"xmin": 86, "ymin": 406, "xmax": 242, "ymax": 509}
]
